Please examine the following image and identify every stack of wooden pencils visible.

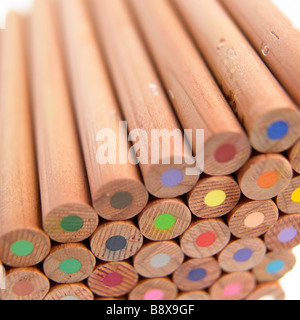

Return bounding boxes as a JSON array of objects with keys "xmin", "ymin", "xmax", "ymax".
[{"xmin": 0, "ymin": 0, "xmax": 300, "ymax": 300}]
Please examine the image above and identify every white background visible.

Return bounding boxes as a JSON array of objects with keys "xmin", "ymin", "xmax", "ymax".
[{"xmin": 0, "ymin": 0, "xmax": 300, "ymax": 300}]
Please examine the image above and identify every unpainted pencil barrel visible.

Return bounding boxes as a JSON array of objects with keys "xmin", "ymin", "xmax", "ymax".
[
  {"xmin": 29, "ymin": 0, "xmax": 99, "ymax": 243},
  {"xmin": 90, "ymin": 0, "xmax": 200, "ymax": 198},
  {"xmin": 128, "ymin": 0, "xmax": 251, "ymax": 176},
  {"xmin": 173, "ymin": 0, "xmax": 300, "ymax": 153},
  {"xmin": 57, "ymin": 0, "xmax": 149, "ymax": 221},
  {"xmin": 0, "ymin": 12, "xmax": 50, "ymax": 267},
  {"xmin": 220, "ymin": 0, "xmax": 300, "ymax": 106}
]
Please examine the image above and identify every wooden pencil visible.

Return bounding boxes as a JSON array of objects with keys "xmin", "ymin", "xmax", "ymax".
[
  {"xmin": 87, "ymin": 261, "xmax": 139, "ymax": 297},
  {"xmin": 187, "ymin": 175, "xmax": 241, "ymax": 219},
  {"xmin": 246, "ymin": 282, "xmax": 285, "ymax": 300},
  {"xmin": 217, "ymin": 238, "xmax": 266, "ymax": 273},
  {"xmin": 0, "ymin": 260, "xmax": 4, "ymax": 287},
  {"xmin": 0, "ymin": 267, "xmax": 50, "ymax": 300},
  {"xmin": 57, "ymin": 0, "xmax": 149, "ymax": 221},
  {"xmin": 276, "ymin": 175, "xmax": 300, "ymax": 214},
  {"xmin": 137, "ymin": 198, "xmax": 192, "ymax": 241},
  {"xmin": 237, "ymin": 154, "xmax": 293, "ymax": 200},
  {"xmin": 43, "ymin": 243, "xmax": 96, "ymax": 284},
  {"xmin": 172, "ymin": 257, "xmax": 221, "ymax": 292},
  {"xmin": 220, "ymin": 0, "xmax": 300, "ymax": 107},
  {"xmin": 176, "ymin": 291, "xmax": 212, "ymax": 300},
  {"xmin": 29, "ymin": 0, "xmax": 99, "ymax": 243},
  {"xmin": 89, "ymin": 220, "xmax": 143, "ymax": 261},
  {"xmin": 128, "ymin": 278, "xmax": 178, "ymax": 300},
  {"xmin": 252, "ymin": 250, "xmax": 296, "ymax": 283},
  {"xmin": 0, "ymin": 12, "xmax": 51, "ymax": 267},
  {"xmin": 209, "ymin": 271, "xmax": 256, "ymax": 300},
  {"xmin": 179, "ymin": 219, "xmax": 231, "ymax": 259},
  {"xmin": 43, "ymin": 282, "xmax": 94, "ymax": 300},
  {"xmin": 288, "ymin": 139, "xmax": 300, "ymax": 174},
  {"xmin": 133, "ymin": 240, "xmax": 184, "ymax": 278},
  {"xmin": 89, "ymin": 0, "xmax": 199, "ymax": 198},
  {"xmin": 264, "ymin": 214, "xmax": 300, "ymax": 251},
  {"xmin": 173, "ymin": 0, "xmax": 300, "ymax": 153},
  {"xmin": 227, "ymin": 198, "xmax": 279, "ymax": 239},
  {"xmin": 128, "ymin": 0, "xmax": 251, "ymax": 177}
]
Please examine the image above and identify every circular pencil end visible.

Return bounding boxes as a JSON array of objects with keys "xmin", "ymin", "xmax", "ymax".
[
  {"xmin": 145, "ymin": 157, "xmax": 200, "ymax": 199},
  {"xmin": 203, "ymin": 131, "xmax": 251, "ymax": 176},
  {"xmin": 43, "ymin": 203, "xmax": 99, "ymax": 243},
  {"xmin": 93, "ymin": 179, "xmax": 149, "ymax": 221},
  {"xmin": 0, "ymin": 267, "xmax": 50, "ymax": 300},
  {"xmin": 250, "ymin": 108, "xmax": 300, "ymax": 153},
  {"xmin": 0, "ymin": 228, "xmax": 50, "ymax": 267},
  {"xmin": 237, "ymin": 154, "xmax": 293, "ymax": 200}
]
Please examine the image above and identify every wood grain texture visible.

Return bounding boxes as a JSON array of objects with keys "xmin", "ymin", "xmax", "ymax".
[
  {"xmin": 173, "ymin": 0, "xmax": 300, "ymax": 153},
  {"xmin": 180, "ymin": 219, "xmax": 231, "ymax": 259},
  {"xmin": 288, "ymin": 139, "xmax": 300, "ymax": 174},
  {"xmin": 252, "ymin": 250, "xmax": 296, "ymax": 282},
  {"xmin": 43, "ymin": 242, "xmax": 96, "ymax": 283},
  {"xmin": 0, "ymin": 267, "xmax": 50, "ymax": 300},
  {"xmin": 137, "ymin": 198, "xmax": 191, "ymax": 241},
  {"xmin": 90, "ymin": 220, "xmax": 143, "ymax": 261},
  {"xmin": 246, "ymin": 282, "xmax": 285, "ymax": 300},
  {"xmin": 209, "ymin": 271, "xmax": 256, "ymax": 300},
  {"xmin": 227, "ymin": 198, "xmax": 279, "ymax": 238},
  {"xmin": 176, "ymin": 291, "xmax": 212, "ymax": 300},
  {"xmin": 44, "ymin": 282, "xmax": 94, "ymax": 300},
  {"xmin": 29, "ymin": 0, "xmax": 99, "ymax": 243},
  {"xmin": 89, "ymin": 0, "xmax": 199, "ymax": 198},
  {"xmin": 220, "ymin": 0, "xmax": 300, "ymax": 106},
  {"xmin": 217, "ymin": 238, "xmax": 266, "ymax": 273},
  {"xmin": 0, "ymin": 12, "xmax": 50, "ymax": 267},
  {"xmin": 172, "ymin": 257, "xmax": 221, "ymax": 291},
  {"xmin": 264, "ymin": 214, "xmax": 300, "ymax": 251},
  {"xmin": 128, "ymin": 277, "xmax": 178, "ymax": 300},
  {"xmin": 237, "ymin": 154, "xmax": 293, "ymax": 200},
  {"xmin": 133, "ymin": 240, "xmax": 184, "ymax": 278},
  {"xmin": 187, "ymin": 175, "xmax": 241, "ymax": 218},
  {"xmin": 87, "ymin": 261, "xmax": 139, "ymax": 297},
  {"xmin": 57, "ymin": 0, "xmax": 148, "ymax": 221},
  {"xmin": 128, "ymin": 0, "xmax": 251, "ymax": 176},
  {"xmin": 276, "ymin": 175, "xmax": 300, "ymax": 214}
]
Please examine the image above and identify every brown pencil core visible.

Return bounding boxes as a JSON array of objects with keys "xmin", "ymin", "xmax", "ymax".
[{"xmin": 110, "ymin": 192, "xmax": 133, "ymax": 209}]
